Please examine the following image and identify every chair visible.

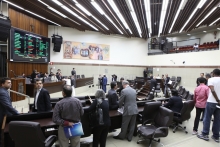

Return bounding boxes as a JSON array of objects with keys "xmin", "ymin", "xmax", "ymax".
[
  {"xmin": 9, "ymin": 121, "xmax": 57, "ymax": 147},
  {"xmin": 186, "ymin": 93, "xmax": 194, "ymax": 101},
  {"xmin": 137, "ymin": 106, "xmax": 174, "ymax": 147},
  {"xmin": 172, "ymin": 100, "xmax": 195, "ymax": 133},
  {"xmin": 138, "ymin": 102, "xmax": 161, "ymax": 124},
  {"xmin": 178, "ymin": 87, "xmax": 185, "ymax": 96},
  {"xmin": 181, "ymin": 90, "xmax": 189, "ymax": 100},
  {"xmin": 173, "ymin": 82, "xmax": 178, "ymax": 89},
  {"xmin": 177, "ymin": 86, "xmax": 182, "ymax": 93},
  {"xmin": 81, "ymin": 74, "xmax": 85, "ymax": 78},
  {"xmin": 155, "ymin": 83, "xmax": 161, "ymax": 97}
]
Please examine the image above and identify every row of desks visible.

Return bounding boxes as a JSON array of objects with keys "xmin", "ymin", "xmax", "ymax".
[{"xmin": 4, "ymin": 96, "xmax": 169, "ymax": 147}]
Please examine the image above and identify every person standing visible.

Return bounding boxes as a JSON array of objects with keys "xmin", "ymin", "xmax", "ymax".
[
  {"xmin": 113, "ymin": 81, "xmax": 138, "ymax": 142},
  {"xmin": 0, "ymin": 77, "xmax": 19, "ymax": 147},
  {"xmin": 107, "ymin": 82, "xmax": 119, "ymax": 110},
  {"xmin": 196, "ymin": 73, "xmax": 207, "ymax": 86},
  {"xmin": 102, "ymin": 74, "xmax": 107, "ymax": 93},
  {"xmin": 33, "ymin": 79, "xmax": 52, "ymax": 112},
  {"xmin": 116, "ymin": 77, "xmax": 124, "ymax": 96},
  {"xmin": 84, "ymin": 89, "xmax": 110, "ymax": 147},
  {"xmin": 164, "ymin": 74, "xmax": 170, "ymax": 96},
  {"xmin": 31, "ymin": 69, "xmax": 37, "ymax": 83},
  {"xmin": 71, "ymin": 68, "xmax": 76, "ymax": 78},
  {"xmin": 53, "ymin": 85, "xmax": 84, "ymax": 147},
  {"xmin": 197, "ymin": 69, "xmax": 220, "ymax": 143},
  {"xmin": 161, "ymin": 39, "xmax": 165, "ymax": 50},
  {"xmin": 192, "ymin": 78, "xmax": 209, "ymax": 135},
  {"xmin": 98, "ymin": 74, "xmax": 103, "ymax": 89}
]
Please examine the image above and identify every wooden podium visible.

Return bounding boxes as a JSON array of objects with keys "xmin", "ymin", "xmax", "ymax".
[{"xmin": 10, "ymin": 78, "xmax": 26, "ymax": 102}]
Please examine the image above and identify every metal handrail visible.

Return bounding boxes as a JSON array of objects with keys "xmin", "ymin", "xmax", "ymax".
[{"xmin": 8, "ymin": 89, "xmax": 31, "ymax": 105}]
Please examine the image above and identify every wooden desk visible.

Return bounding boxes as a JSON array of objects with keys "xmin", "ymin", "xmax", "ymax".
[
  {"xmin": 4, "ymin": 105, "xmax": 144, "ymax": 147},
  {"xmin": 75, "ymin": 77, "xmax": 93, "ymax": 88},
  {"xmin": 26, "ymin": 81, "xmax": 64, "ymax": 97}
]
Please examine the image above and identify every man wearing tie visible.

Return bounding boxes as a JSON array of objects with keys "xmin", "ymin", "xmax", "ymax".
[
  {"xmin": 33, "ymin": 79, "xmax": 51, "ymax": 112},
  {"xmin": 0, "ymin": 77, "xmax": 19, "ymax": 147}
]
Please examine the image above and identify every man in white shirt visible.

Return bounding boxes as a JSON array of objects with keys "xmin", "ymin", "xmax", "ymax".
[
  {"xmin": 197, "ymin": 69, "xmax": 220, "ymax": 143},
  {"xmin": 63, "ymin": 77, "xmax": 75, "ymax": 96}
]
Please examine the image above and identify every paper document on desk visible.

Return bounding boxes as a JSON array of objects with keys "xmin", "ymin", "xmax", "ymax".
[{"xmin": 117, "ymin": 107, "xmax": 124, "ymax": 114}]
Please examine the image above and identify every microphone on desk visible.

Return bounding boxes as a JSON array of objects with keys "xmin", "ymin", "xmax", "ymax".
[{"xmin": 10, "ymin": 70, "xmax": 17, "ymax": 78}]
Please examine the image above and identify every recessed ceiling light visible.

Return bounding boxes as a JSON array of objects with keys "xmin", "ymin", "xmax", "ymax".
[
  {"xmin": 187, "ymin": 34, "xmax": 191, "ymax": 35},
  {"xmin": 203, "ymin": 31, "xmax": 207, "ymax": 33}
]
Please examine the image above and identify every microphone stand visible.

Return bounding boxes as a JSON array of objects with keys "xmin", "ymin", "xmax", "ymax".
[
  {"xmin": 8, "ymin": 89, "xmax": 31, "ymax": 111},
  {"xmin": 11, "ymin": 70, "xmax": 17, "ymax": 78}
]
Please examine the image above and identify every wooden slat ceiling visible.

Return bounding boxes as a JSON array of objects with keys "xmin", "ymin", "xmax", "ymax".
[{"xmin": 6, "ymin": 0, "xmax": 220, "ymax": 39}]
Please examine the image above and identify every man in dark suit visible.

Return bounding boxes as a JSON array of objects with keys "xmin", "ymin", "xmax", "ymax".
[
  {"xmin": 102, "ymin": 74, "xmax": 107, "ymax": 93},
  {"xmin": 107, "ymin": 82, "xmax": 119, "ymax": 110},
  {"xmin": 150, "ymin": 76, "xmax": 157, "ymax": 91},
  {"xmin": 116, "ymin": 77, "xmax": 124, "ymax": 96},
  {"xmin": 113, "ymin": 81, "xmax": 138, "ymax": 142},
  {"xmin": 0, "ymin": 77, "xmax": 19, "ymax": 147},
  {"xmin": 33, "ymin": 79, "xmax": 52, "ymax": 112},
  {"xmin": 163, "ymin": 89, "xmax": 183, "ymax": 113},
  {"xmin": 31, "ymin": 69, "xmax": 37, "ymax": 83}
]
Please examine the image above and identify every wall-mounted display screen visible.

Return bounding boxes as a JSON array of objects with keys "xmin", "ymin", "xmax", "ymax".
[{"xmin": 10, "ymin": 27, "xmax": 50, "ymax": 63}]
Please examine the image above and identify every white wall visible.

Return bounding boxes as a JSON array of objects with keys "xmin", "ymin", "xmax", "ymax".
[
  {"xmin": 147, "ymin": 49, "xmax": 220, "ymax": 66},
  {"xmin": 48, "ymin": 26, "xmax": 148, "ymax": 66},
  {"xmin": 169, "ymin": 31, "xmax": 220, "ymax": 45}
]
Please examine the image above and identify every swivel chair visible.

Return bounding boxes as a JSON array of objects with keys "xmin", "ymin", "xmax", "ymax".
[
  {"xmin": 9, "ymin": 121, "xmax": 57, "ymax": 147},
  {"xmin": 172, "ymin": 100, "xmax": 194, "ymax": 133},
  {"xmin": 137, "ymin": 106, "xmax": 173, "ymax": 147}
]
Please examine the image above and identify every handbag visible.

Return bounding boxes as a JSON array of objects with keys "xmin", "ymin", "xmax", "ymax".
[
  {"xmin": 88, "ymin": 99, "xmax": 104, "ymax": 128},
  {"xmin": 63, "ymin": 122, "xmax": 84, "ymax": 138}
]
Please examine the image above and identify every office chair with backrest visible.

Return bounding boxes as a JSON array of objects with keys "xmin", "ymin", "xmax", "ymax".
[
  {"xmin": 172, "ymin": 100, "xmax": 194, "ymax": 133},
  {"xmin": 178, "ymin": 87, "xmax": 185, "ymax": 96},
  {"xmin": 181, "ymin": 90, "xmax": 189, "ymax": 100},
  {"xmin": 173, "ymin": 82, "xmax": 178, "ymax": 89},
  {"xmin": 137, "ymin": 106, "xmax": 174, "ymax": 147},
  {"xmin": 155, "ymin": 83, "xmax": 161, "ymax": 97},
  {"xmin": 9, "ymin": 121, "xmax": 57, "ymax": 147},
  {"xmin": 177, "ymin": 86, "xmax": 182, "ymax": 93},
  {"xmin": 186, "ymin": 93, "xmax": 194, "ymax": 101},
  {"xmin": 138, "ymin": 102, "xmax": 161, "ymax": 124}
]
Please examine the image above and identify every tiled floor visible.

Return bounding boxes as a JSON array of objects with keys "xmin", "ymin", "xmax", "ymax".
[{"xmin": 12, "ymin": 86, "xmax": 219, "ymax": 147}]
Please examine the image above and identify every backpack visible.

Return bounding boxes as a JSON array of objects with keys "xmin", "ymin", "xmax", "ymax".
[{"xmin": 89, "ymin": 99, "xmax": 104, "ymax": 128}]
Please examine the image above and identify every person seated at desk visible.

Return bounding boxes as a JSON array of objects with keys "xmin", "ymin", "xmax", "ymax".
[
  {"xmin": 163, "ymin": 89, "xmax": 183, "ymax": 113},
  {"xmin": 51, "ymin": 73, "xmax": 58, "ymax": 82},
  {"xmin": 84, "ymin": 89, "xmax": 110, "ymax": 147},
  {"xmin": 108, "ymin": 81, "xmax": 119, "ymax": 110}
]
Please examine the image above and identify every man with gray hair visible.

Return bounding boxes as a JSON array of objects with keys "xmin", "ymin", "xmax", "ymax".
[
  {"xmin": 53, "ymin": 85, "xmax": 84, "ymax": 147},
  {"xmin": 113, "ymin": 80, "xmax": 138, "ymax": 142}
]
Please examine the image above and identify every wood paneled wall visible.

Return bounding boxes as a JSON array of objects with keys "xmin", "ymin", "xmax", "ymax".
[
  {"xmin": 7, "ymin": 8, "xmax": 49, "ymax": 78},
  {"xmin": 8, "ymin": 62, "xmax": 48, "ymax": 77},
  {"xmin": 8, "ymin": 8, "xmax": 48, "ymax": 37}
]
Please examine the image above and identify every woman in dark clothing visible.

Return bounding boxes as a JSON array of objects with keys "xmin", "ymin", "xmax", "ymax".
[{"xmin": 84, "ymin": 89, "xmax": 110, "ymax": 147}]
